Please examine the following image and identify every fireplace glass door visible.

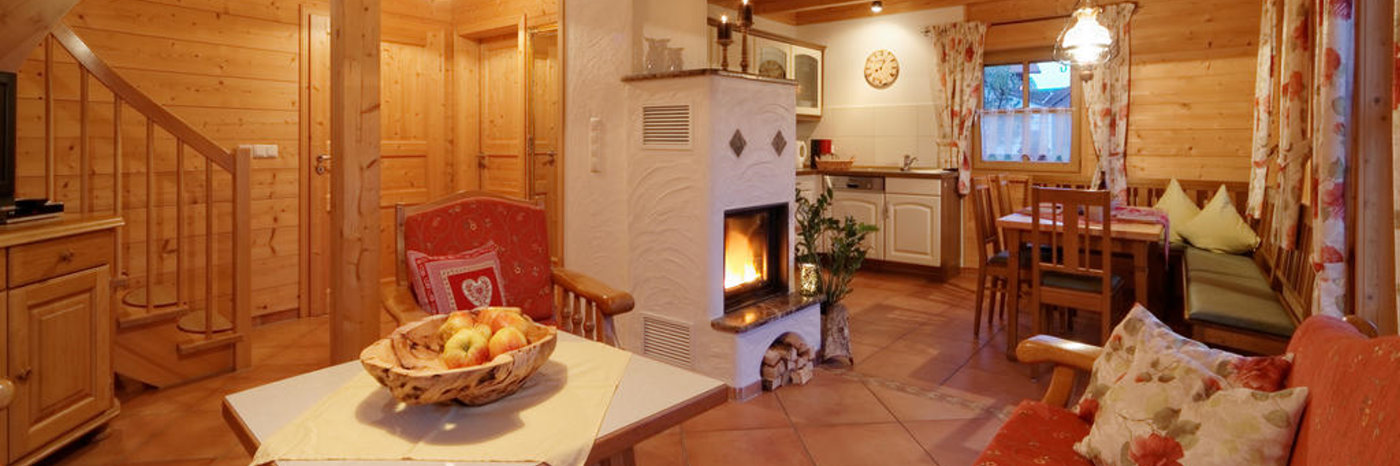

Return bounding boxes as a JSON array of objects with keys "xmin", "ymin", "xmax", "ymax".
[{"xmin": 724, "ymin": 204, "xmax": 788, "ymax": 311}]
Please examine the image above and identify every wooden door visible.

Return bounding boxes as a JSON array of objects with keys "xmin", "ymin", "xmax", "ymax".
[
  {"xmin": 527, "ymin": 26, "xmax": 562, "ymax": 262},
  {"xmin": 306, "ymin": 13, "xmax": 332, "ymax": 317},
  {"xmin": 478, "ymin": 30, "xmax": 527, "ymax": 198},
  {"xmin": 885, "ymin": 194, "xmax": 940, "ymax": 266},
  {"xmin": 8, "ymin": 266, "xmax": 112, "ymax": 461},
  {"xmin": 830, "ymin": 191, "xmax": 885, "ymax": 260},
  {"xmin": 1, "ymin": 290, "xmax": 7, "ymax": 462}
]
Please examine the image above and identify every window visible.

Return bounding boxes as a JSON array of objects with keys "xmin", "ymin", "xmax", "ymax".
[{"xmin": 974, "ymin": 58, "xmax": 1081, "ymax": 172}]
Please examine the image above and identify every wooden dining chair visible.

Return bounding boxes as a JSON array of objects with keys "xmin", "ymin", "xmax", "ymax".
[
  {"xmin": 1028, "ymin": 187, "xmax": 1130, "ymax": 344},
  {"xmin": 970, "ymin": 179, "xmax": 1034, "ymax": 337},
  {"xmin": 987, "ymin": 174, "xmax": 1031, "ymax": 245}
]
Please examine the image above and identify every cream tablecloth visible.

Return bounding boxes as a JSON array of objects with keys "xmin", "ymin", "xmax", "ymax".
[{"xmin": 252, "ymin": 339, "xmax": 631, "ymax": 466}]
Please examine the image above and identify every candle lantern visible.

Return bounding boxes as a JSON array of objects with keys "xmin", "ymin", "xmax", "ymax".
[{"xmin": 799, "ymin": 262, "xmax": 819, "ymax": 296}]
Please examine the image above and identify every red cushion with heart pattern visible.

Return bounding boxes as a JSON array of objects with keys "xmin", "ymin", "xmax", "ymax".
[{"xmin": 408, "ymin": 243, "xmax": 508, "ymax": 314}]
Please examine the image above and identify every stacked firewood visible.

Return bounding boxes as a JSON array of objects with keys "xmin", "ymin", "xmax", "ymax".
[{"xmin": 761, "ymin": 334, "xmax": 814, "ymax": 391}]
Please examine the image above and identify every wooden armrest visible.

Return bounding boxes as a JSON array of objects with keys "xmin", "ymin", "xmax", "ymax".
[
  {"xmin": 1015, "ymin": 335, "xmax": 1102, "ymax": 372},
  {"xmin": 552, "ymin": 267, "xmax": 635, "ymax": 317},
  {"xmin": 1016, "ymin": 335, "xmax": 1103, "ymax": 408},
  {"xmin": 380, "ymin": 282, "xmax": 429, "ymax": 326},
  {"xmin": 1345, "ymin": 315, "xmax": 1380, "ymax": 338}
]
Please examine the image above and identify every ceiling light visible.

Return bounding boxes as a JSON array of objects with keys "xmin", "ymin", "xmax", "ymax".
[
  {"xmin": 1053, "ymin": 0, "xmax": 1116, "ymax": 80},
  {"xmin": 870, "ymin": 1, "xmax": 883, "ymax": 13}
]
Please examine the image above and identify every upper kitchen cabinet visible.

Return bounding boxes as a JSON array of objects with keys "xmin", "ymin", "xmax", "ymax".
[{"xmin": 707, "ymin": 19, "xmax": 824, "ymax": 120}]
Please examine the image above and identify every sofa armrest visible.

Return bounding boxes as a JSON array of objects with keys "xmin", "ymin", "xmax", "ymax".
[
  {"xmin": 381, "ymin": 282, "xmax": 430, "ymax": 326},
  {"xmin": 1016, "ymin": 335, "xmax": 1103, "ymax": 408},
  {"xmin": 552, "ymin": 267, "xmax": 636, "ymax": 317}
]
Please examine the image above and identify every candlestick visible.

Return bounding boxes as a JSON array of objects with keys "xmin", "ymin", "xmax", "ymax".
[
  {"xmin": 718, "ymin": 15, "xmax": 732, "ymax": 41},
  {"xmin": 741, "ymin": 0, "xmax": 754, "ymax": 27},
  {"xmin": 740, "ymin": 26, "xmax": 750, "ymax": 73}
]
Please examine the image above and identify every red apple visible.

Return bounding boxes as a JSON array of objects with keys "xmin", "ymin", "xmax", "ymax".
[
  {"xmin": 441, "ymin": 326, "xmax": 491, "ymax": 369},
  {"xmin": 487, "ymin": 327, "xmax": 528, "ymax": 359},
  {"xmin": 475, "ymin": 307, "xmax": 524, "ymax": 328},
  {"xmin": 438, "ymin": 311, "xmax": 477, "ymax": 344},
  {"xmin": 489, "ymin": 311, "xmax": 532, "ymax": 336}
]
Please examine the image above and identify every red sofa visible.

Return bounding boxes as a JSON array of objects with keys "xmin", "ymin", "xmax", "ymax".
[{"xmin": 975, "ymin": 316, "xmax": 1399, "ymax": 465}]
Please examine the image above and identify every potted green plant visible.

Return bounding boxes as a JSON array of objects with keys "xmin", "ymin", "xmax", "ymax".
[{"xmin": 795, "ymin": 187, "xmax": 877, "ymax": 366}]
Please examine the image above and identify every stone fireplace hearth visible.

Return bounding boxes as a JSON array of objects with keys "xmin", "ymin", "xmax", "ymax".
[{"xmin": 619, "ymin": 69, "xmax": 821, "ymax": 398}]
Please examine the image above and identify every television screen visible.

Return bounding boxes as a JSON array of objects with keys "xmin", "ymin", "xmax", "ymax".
[{"xmin": 0, "ymin": 71, "xmax": 13, "ymax": 208}]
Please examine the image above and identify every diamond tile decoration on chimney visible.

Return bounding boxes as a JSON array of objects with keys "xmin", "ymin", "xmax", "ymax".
[
  {"xmin": 730, "ymin": 129, "xmax": 747, "ymax": 157},
  {"xmin": 772, "ymin": 130, "xmax": 787, "ymax": 156}
]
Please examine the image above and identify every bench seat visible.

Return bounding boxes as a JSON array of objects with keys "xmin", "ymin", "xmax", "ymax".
[{"xmin": 1183, "ymin": 247, "xmax": 1297, "ymax": 338}]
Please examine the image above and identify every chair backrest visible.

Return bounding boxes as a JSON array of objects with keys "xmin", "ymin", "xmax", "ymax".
[
  {"xmin": 396, "ymin": 191, "xmax": 555, "ymax": 321},
  {"xmin": 1284, "ymin": 316, "xmax": 1400, "ymax": 466},
  {"xmin": 989, "ymin": 173, "xmax": 1032, "ymax": 218},
  {"xmin": 1029, "ymin": 187, "xmax": 1114, "ymax": 288},
  {"xmin": 969, "ymin": 180, "xmax": 1002, "ymax": 266}
]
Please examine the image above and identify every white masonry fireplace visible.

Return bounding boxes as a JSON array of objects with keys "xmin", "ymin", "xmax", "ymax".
[{"xmin": 619, "ymin": 70, "xmax": 822, "ymax": 398}]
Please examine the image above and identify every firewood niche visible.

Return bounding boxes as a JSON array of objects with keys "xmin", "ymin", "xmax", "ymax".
[{"xmin": 761, "ymin": 333, "xmax": 815, "ymax": 390}]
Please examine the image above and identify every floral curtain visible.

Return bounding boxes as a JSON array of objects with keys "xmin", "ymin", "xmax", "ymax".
[
  {"xmin": 1246, "ymin": 0, "xmax": 1279, "ymax": 219},
  {"xmin": 1268, "ymin": 0, "xmax": 1311, "ymax": 251},
  {"xmin": 929, "ymin": 21, "xmax": 987, "ymax": 195},
  {"xmin": 1309, "ymin": 0, "xmax": 1353, "ymax": 318},
  {"xmin": 1084, "ymin": 4, "xmax": 1135, "ymax": 204}
]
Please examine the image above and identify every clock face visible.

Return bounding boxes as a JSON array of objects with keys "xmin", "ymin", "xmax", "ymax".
[{"xmin": 864, "ymin": 49, "xmax": 899, "ymax": 88}]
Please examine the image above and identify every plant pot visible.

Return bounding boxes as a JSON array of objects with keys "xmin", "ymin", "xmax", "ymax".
[{"xmin": 820, "ymin": 301, "xmax": 853, "ymax": 367}]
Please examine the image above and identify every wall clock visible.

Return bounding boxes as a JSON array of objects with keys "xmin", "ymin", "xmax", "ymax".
[{"xmin": 864, "ymin": 49, "xmax": 899, "ymax": 88}]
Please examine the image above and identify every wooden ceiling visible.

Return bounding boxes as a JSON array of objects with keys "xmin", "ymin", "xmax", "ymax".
[{"xmin": 706, "ymin": 0, "xmax": 1027, "ymax": 25}]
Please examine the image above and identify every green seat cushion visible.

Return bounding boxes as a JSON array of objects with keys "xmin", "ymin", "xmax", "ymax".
[
  {"xmin": 1184, "ymin": 247, "xmax": 1296, "ymax": 338},
  {"xmin": 1040, "ymin": 271, "xmax": 1123, "ymax": 293},
  {"xmin": 988, "ymin": 245, "xmax": 1056, "ymax": 267}
]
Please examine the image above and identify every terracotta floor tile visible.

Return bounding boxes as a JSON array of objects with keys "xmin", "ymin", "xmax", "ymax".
[
  {"xmin": 49, "ymin": 411, "xmax": 172, "ymax": 465},
  {"xmin": 881, "ymin": 331, "xmax": 982, "ymax": 366},
  {"xmin": 119, "ymin": 409, "xmax": 246, "ymax": 462},
  {"xmin": 865, "ymin": 384, "xmax": 990, "ymax": 422},
  {"xmin": 903, "ymin": 418, "xmax": 1006, "ymax": 466},
  {"xmin": 797, "ymin": 423, "xmax": 936, "ymax": 466},
  {"xmin": 847, "ymin": 317, "xmax": 918, "ymax": 349},
  {"xmin": 634, "ymin": 428, "xmax": 685, "ymax": 466},
  {"xmin": 852, "ymin": 346, "xmax": 964, "ymax": 389},
  {"xmin": 683, "ymin": 427, "xmax": 814, "ymax": 466},
  {"xmin": 774, "ymin": 375, "xmax": 895, "ymax": 426},
  {"xmin": 683, "ymin": 391, "xmax": 790, "ymax": 432},
  {"xmin": 940, "ymin": 366, "xmax": 1047, "ymax": 408}
]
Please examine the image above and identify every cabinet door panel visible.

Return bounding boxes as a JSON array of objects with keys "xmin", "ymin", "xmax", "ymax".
[
  {"xmin": 8, "ymin": 266, "xmax": 111, "ymax": 461},
  {"xmin": 885, "ymin": 194, "xmax": 940, "ymax": 266},
  {"xmin": 830, "ymin": 191, "xmax": 884, "ymax": 260}
]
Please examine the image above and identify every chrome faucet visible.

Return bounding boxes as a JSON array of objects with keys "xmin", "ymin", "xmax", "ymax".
[{"xmin": 901, "ymin": 154, "xmax": 919, "ymax": 172}]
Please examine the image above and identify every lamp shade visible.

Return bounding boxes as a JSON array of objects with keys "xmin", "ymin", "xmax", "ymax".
[{"xmin": 1053, "ymin": 6, "xmax": 1116, "ymax": 76}]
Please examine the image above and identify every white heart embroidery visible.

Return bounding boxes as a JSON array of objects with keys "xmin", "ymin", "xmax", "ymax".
[{"xmin": 461, "ymin": 277, "xmax": 494, "ymax": 308}]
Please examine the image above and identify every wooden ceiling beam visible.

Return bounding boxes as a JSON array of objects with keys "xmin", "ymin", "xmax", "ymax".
[{"xmin": 793, "ymin": 0, "xmax": 982, "ymax": 24}]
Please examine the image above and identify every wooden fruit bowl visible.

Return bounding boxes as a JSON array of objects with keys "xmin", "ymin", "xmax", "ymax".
[
  {"xmin": 360, "ymin": 313, "xmax": 558, "ymax": 406},
  {"xmin": 815, "ymin": 159, "xmax": 855, "ymax": 171}
]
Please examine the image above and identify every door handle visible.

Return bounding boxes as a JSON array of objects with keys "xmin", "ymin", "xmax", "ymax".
[
  {"xmin": 0, "ymin": 379, "xmax": 12, "ymax": 409},
  {"xmin": 14, "ymin": 367, "xmax": 31, "ymax": 382},
  {"xmin": 315, "ymin": 154, "xmax": 331, "ymax": 175}
]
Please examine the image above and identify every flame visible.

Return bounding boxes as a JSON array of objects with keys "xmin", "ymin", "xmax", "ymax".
[{"xmin": 724, "ymin": 228, "xmax": 763, "ymax": 290}]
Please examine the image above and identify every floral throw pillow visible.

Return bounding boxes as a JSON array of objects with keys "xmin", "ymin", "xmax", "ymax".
[
  {"xmin": 1072, "ymin": 305, "xmax": 1293, "ymax": 423},
  {"xmin": 407, "ymin": 243, "xmax": 508, "ymax": 314}
]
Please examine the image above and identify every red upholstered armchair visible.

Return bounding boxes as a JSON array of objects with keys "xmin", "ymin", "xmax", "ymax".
[{"xmin": 381, "ymin": 191, "xmax": 634, "ymax": 345}]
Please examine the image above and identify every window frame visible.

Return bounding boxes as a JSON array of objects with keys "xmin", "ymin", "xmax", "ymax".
[{"xmin": 971, "ymin": 49, "xmax": 1084, "ymax": 174}]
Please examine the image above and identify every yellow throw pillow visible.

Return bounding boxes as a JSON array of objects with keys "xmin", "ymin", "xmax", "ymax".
[
  {"xmin": 1178, "ymin": 186, "xmax": 1260, "ymax": 254},
  {"xmin": 1153, "ymin": 179, "xmax": 1201, "ymax": 244}
]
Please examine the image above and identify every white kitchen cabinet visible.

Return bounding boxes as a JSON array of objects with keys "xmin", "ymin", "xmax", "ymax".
[
  {"xmin": 795, "ymin": 174, "xmax": 821, "ymax": 206},
  {"xmin": 830, "ymin": 190, "xmax": 884, "ymax": 260},
  {"xmin": 792, "ymin": 45, "xmax": 822, "ymax": 119},
  {"xmin": 706, "ymin": 20, "xmax": 824, "ymax": 120},
  {"xmin": 885, "ymin": 194, "xmax": 941, "ymax": 266}
]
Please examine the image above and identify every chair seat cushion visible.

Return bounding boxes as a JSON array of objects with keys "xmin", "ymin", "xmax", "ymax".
[
  {"xmin": 988, "ymin": 245, "xmax": 1055, "ymax": 267},
  {"xmin": 973, "ymin": 400, "xmax": 1092, "ymax": 466},
  {"xmin": 1041, "ymin": 271, "xmax": 1123, "ymax": 293},
  {"xmin": 1184, "ymin": 247, "xmax": 1295, "ymax": 338}
]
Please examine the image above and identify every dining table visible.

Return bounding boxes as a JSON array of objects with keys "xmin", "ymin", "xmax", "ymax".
[
  {"xmin": 222, "ymin": 332, "xmax": 728, "ymax": 465},
  {"xmin": 996, "ymin": 210, "xmax": 1167, "ymax": 357}
]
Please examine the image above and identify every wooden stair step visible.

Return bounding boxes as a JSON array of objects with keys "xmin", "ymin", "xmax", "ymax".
[
  {"xmin": 177, "ymin": 332, "xmax": 244, "ymax": 356},
  {"xmin": 117, "ymin": 303, "xmax": 190, "ymax": 329}
]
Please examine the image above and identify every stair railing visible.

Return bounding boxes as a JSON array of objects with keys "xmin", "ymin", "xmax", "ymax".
[{"xmin": 39, "ymin": 23, "xmax": 251, "ymax": 367}]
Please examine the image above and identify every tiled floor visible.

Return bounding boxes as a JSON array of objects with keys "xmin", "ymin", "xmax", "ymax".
[{"xmin": 47, "ymin": 269, "xmax": 1065, "ymax": 466}]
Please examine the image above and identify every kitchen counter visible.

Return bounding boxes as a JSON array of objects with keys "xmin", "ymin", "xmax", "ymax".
[{"xmin": 797, "ymin": 167, "xmax": 956, "ymax": 180}]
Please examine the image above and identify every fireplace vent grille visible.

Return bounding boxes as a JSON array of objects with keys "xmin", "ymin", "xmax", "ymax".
[
  {"xmin": 641, "ymin": 104, "xmax": 691, "ymax": 149},
  {"xmin": 641, "ymin": 314, "xmax": 693, "ymax": 368}
]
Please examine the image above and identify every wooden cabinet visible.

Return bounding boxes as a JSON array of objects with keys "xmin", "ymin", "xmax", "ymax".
[
  {"xmin": 885, "ymin": 194, "xmax": 941, "ymax": 266},
  {"xmin": 707, "ymin": 20, "xmax": 824, "ymax": 119},
  {"xmin": 0, "ymin": 216, "xmax": 121, "ymax": 465},
  {"xmin": 830, "ymin": 190, "xmax": 885, "ymax": 260}
]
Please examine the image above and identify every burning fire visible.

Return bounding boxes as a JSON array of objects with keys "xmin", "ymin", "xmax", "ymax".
[{"xmin": 724, "ymin": 228, "xmax": 763, "ymax": 290}]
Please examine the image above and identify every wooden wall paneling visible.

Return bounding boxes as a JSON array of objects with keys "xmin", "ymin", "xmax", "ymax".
[
  {"xmin": 452, "ymin": 0, "xmax": 557, "ymax": 36},
  {"xmin": 454, "ymin": 34, "xmax": 481, "ymax": 192},
  {"xmin": 0, "ymin": 0, "xmax": 81, "ymax": 71},
  {"xmin": 329, "ymin": 0, "xmax": 382, "ymax": 362}
]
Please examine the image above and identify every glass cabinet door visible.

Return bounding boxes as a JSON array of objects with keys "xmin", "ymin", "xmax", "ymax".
[
  {"xmin": 753, "ymin": 37, "xmax": 791, "ymax": 80},
  {"xmin": 792, "ymin": 45, "xmax": 822, "ymax": 118}
]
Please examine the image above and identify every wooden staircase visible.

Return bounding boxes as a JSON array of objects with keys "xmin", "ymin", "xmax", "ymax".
[{"xmin": 17, "ymin": 24, "xmax": 253, "ymax": 388}]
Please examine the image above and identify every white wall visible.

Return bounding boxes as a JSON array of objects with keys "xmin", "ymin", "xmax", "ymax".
[
  {"xmin": 635, "ymin": 0, "xmax": 708, "ymax": 71},
  {"xmin": 705, "ymin": 4, "xmax": 799, "ymax": 37},
  {"xmin": 795, "ymin": 7, "xmax": 964, "ymax": 168}
]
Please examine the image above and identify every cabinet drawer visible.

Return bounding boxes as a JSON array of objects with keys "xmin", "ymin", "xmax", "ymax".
[
  {"xmin": 886, "ymin": 178, "xmax": 940, "ymax": 196},
  {"xmin": 8, "ymin": 231, "xmax": 114, "ymax": 287}
]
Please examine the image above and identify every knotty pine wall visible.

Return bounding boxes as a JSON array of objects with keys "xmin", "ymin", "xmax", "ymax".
[
  {"xmin": 959, "ymin": 0, "xmax": 1261, "ymax": 265},
  {"xmin": 13, "ymin": 0, "xmax": 453, "ymax": 319}
]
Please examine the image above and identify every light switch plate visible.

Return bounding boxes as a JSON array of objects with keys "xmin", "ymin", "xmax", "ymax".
[{"xmin": 239, "ymin": 144, "xmax": 279, "ymax": 159}]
